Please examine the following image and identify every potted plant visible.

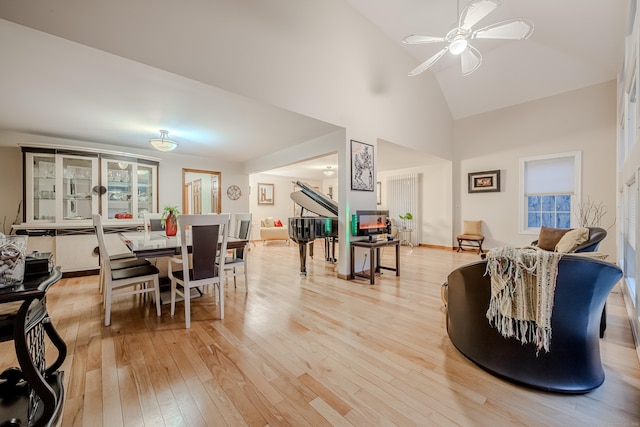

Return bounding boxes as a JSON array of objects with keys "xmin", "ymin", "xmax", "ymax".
[
  {"xmin": 399, "ymin": 212, "xmax": 413, "ymax": 230},
  {"xmin": 161, "ymin": 205, "xmax": 180, "ymax": 236}
]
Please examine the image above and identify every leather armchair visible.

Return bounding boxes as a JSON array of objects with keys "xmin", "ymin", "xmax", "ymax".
[{"xmin": 446, "ymin": 255, "xmax": 622, "ymax": 393}]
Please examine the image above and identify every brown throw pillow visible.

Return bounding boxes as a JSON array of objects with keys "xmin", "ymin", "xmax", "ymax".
[{"xmin": 537, "ymin": 226, "xmax": 571, "ymax": 251}]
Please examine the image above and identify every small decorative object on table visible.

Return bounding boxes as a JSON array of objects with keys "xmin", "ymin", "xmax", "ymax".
[
  {"xmin": 0, "ymin": 235, "xmax": 27, "ymax": 287},
  {"xmin": 161, "ymin": 205, "xmax": 180, "ymax": 237}
]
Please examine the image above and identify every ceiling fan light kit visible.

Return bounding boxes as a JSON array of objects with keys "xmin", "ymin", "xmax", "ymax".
[
  {"xmin": 149, "ymin": 129, "xmax": 178, "ymax": 152},
  {"xmin": 403, "ymin": 0, "xmax": 534, "ymax": 76}
]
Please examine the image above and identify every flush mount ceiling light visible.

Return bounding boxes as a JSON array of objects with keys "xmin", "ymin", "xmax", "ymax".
[
  {"xmin": 323, "ymin": 166, "xmax": 336, "ymax": 176},
  {"xmin": 149, "ymin": 129, "xmax": 178, "ymax": 152},
  {"xmin": 402, "ymin": 0, "xmax": 534, "ymax": 76}
]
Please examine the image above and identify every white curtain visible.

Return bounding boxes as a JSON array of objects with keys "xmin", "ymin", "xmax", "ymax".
[{"xmin": 387, "ymin": 173, "xmax": 419, "ymax": 245}]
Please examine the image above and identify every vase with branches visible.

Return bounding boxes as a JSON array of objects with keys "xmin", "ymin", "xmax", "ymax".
[{"xmin": 575, "ymin": 197, "xmax": 610, "ymax": 229}]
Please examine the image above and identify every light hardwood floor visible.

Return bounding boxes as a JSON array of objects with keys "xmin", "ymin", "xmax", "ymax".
[{"xmin": 3, "ymin": 244, "xmax": 639, "ymax": 426}]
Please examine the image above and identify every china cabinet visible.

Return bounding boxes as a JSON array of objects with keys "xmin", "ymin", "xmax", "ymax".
[
  {"xmin": 19, "ymin": 146, "xmax": 159, "ymax": 273},
  {"xmin": 23, "ymin": 148, "xmax": 158, "ymax": 223}
]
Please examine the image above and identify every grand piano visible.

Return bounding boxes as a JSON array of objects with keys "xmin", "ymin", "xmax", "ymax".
[{"xmin": 289, "ymin": 181, "xmax": 339, "ymax": 275}]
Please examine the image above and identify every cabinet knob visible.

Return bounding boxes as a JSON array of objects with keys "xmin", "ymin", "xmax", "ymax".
[{"xmin": 92, "ymin": 185, "xmax": 107, "ymax": 195}]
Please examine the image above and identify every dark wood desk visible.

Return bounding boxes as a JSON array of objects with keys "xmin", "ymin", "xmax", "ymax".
[
  {"xmin": 0, "ymin": 267, "xmax": 65, "ymax": 427},
  {"xmin": 350, "ymin": 239, "xmax": 400, "ymax": 285}
]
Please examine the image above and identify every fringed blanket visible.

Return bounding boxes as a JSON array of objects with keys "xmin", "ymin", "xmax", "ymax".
[{"xmin": 485, "ymin": 246, "xmax": 562, "ymax": 353}]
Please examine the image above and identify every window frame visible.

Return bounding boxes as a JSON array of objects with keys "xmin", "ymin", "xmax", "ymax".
[{"xmin": 519, "ymin": 151, "xmax": 582, "ymax": 235}]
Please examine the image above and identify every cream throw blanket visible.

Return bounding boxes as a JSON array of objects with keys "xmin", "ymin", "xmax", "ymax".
[{"xmin": 485, "ymin": 246, "xmax": 562, "ymax": 353}]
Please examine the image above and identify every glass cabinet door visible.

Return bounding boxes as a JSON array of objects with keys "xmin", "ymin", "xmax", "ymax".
[
  {"xmin": 61, "ymin": 155, "xmax": 99, "ymax": 220},
  {"xmin": 25, "ymin": 153, "xmax": 98, "ymax": 222},
  {"xmin": 26, "ymin": 153, "xmax": 57, "ymax": 222},
  {"xmin": 103, "ymin": 160, "xmax": 135, "ymax": 220},
  {"xmin": 136, "ymin": 164, "xmax": 157, "ymax": 219},
  {"xmin": 101, "ymin": 160, "xmax": 157, "ymax": 220}
]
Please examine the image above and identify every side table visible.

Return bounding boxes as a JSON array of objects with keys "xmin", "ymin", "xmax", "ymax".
[
  {"xmin": 0, "ymin": 267, "xmax": 66, "ymax": 427},
  {"xmin": 398, "ymin": 228, "xmax": 414, "ymax": 247},
  {"xmin": 350, "ymin": 239, "xmax": 400, "ymax": 285}
]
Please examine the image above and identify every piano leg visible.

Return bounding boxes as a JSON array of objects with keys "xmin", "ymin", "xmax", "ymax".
[
  {"xmin": 324, "ymin": 237, "xmax": 337, "ymax": 263},
  {"xmin": 298, "ymin": 242, "xmax": 308, "ymax": 275}
]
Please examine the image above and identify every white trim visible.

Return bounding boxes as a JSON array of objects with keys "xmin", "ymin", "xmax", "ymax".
[{"xmin": 18, "ymin": 142, "xmax": 162, "ymax": 162}]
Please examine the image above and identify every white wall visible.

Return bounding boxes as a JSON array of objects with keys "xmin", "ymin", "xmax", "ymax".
[
  {"xmin": 249, "ymin": 173, "xmax": 323, "ymax": 239},
  {"xmin": 0, "ymin": 146, "xmax": 23, "ymax": 234},
  {"xmin": 454, "ymin": 81, "xmax": 617, "ymax": 256},
  {"xmin": 378, "ymin": 161, "xmax": 453, "ymax": 247}
]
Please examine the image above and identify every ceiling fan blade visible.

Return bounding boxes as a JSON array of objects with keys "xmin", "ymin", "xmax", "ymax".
[
  {"xmin": 460, "ymin": 45, "xmax": 482, "ymax": 76},
  {"xmin": 402, "ymin": 35, "xmax": 446, "ymax": 44},
  {"xmin": 472, "ymin": 18, "xmax": 534, "ymax": 40},
  {"xmin": 408, "ymin": 47, "xmax": 449, "ymax": 76},
  {"xmin": 459, "ymin": 0, "xmax": 500, "ymax": 31}
]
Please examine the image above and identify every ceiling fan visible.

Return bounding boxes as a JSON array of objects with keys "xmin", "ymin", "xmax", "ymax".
[{"xmin": 403, "ymin": 0, "xmax": 534, "ymax": 76}]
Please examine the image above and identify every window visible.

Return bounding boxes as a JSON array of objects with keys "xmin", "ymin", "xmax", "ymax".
[
  {"xmin": 625, "ymin": 176, "xmax": 637, "ymax": 302},
  {"xmin": 627, "ymin": 79, "xmax": 637, "ymax": 159},
  {"xmin": 519, "ymin": 152, "xmax": 581, "ymax": 233}
]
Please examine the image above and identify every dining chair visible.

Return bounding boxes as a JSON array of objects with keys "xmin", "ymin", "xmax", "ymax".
[
  {"xmin": 168, "ymin": 214, "xmax": 230, "ymax": 328},
  {"xmin": 143, "ymin": 212, "xmax": 164, "ymax": 232},
  {"xmin": 93, "ymin": 214, "xmax": 161, "ymax": 326},
  {"xmin": 141, "ymin": 211, "xmax": 165, "ymax": 269},
  {"xmin": 222, "ymin": 213, "xmax": 251, "ymax": 291},
  {"xmin": 94, "ymin": 215, "xmax": 150, "ymax": 294}
]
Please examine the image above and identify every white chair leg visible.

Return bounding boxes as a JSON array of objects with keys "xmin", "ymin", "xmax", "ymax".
[
  {"xmin": 98, "ymin": 264, "xmax": 104, "ymax": 294},
  {"xmin": 219, "ymin": 283, "xmax": 224, "ymax": 319},
  {"xmin": 170, "ymin": 279, "xmax": 177, "ymax": 316},
  {"xmin": 184, "ymin": 285, "xmax": 191, "ymax": 329},
  {"xmin": 153, "ymin": 276, "xmax": 161, "ymax": 317},
  {"xmin": 104, "ymin": 280, "xmax": 112, "ymax": 326}
]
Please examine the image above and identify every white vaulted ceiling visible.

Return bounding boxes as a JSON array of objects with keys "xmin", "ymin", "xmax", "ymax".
[{"xmin": 0, "ymin": 0, "xmax": 629, "ymax": 178}]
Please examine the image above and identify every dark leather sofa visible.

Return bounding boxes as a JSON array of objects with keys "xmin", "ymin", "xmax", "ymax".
[{"xmin": 446, "ymin": 255, "xmax": 622, "ymax": 393}]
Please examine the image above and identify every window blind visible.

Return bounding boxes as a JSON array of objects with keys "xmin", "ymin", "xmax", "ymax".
[{"xmin": 524, "ymin": 156, "xmax": 575, "ymax": 194}]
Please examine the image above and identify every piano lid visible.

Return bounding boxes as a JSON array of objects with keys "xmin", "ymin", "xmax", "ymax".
[{"xmin": 290, "ymin": 181, "xmax": 338, "ymax": 217}]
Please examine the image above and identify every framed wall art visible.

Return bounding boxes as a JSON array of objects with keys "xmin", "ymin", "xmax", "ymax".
[
  {"xmin": 468, "ymin": 170, "xmax": 501, "ymax": 193},
  {"xmin": 351, "ymin": 140, "xmax": 374, "ymax": 191},
  {"xmin": 257, "ymin": 183, "xmax": 274, "ymax": 205}
]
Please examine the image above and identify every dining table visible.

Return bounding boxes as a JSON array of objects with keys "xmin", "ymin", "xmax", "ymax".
[{"xmin": 120, "ymin": 230, "xmax": 249, "ymax": 259}]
